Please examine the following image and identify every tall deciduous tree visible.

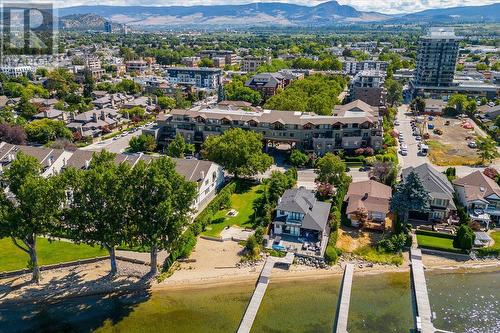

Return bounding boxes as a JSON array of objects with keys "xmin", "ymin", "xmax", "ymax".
[
  {"xmin": 453, "ymin": 224, "xmax": 475, "ymax": 250},
  {"xmin": 202, "ymin": 128, "xmax": 273, "ymax": 178},
  {"xmin": 390, "ymin": 171, "xmax": 429, "ymax": 224},
  {"xmin": 315, "ymin": 152, "xmax": 348, "ymax": 187},
  {"xmin": 385, "ymin": 79, "xmax": 403, "ymax": 107},
  {"xmin": 476, "ymin": 136, "xmax": 499, "ymax": 165},
  {"xmin": 64, "ymin": 151, "xmax": 132, "ymax": 276},
  {"xmin": 167, "ymin": 133, "xmax": 194, "ymax": 158},
  {"xmin": 129, "ymin": 157, "xmax": 197, "ymax": 275},
  {"xmin": 0, "ymin": 152, "xmax": 65, "ymax": 283}
]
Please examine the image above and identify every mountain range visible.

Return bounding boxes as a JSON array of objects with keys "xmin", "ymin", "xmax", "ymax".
[{"xmin": 57, "ymin": 1, "xmax": 500, "ymax": 29}]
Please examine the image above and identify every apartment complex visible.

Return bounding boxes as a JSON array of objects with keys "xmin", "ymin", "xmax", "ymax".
[
  {"xmin": 197, "ymin": 50, "xmax": 237, "ymax": 66},
  {"xmin": 165, "ymin": 67, "xmax": 222, "ymax": 89},
  {"xmin": 413, "ymin": 27, "xmax": 461, "ymax": 88},
  {"xmin": 348, "ymin": 70, "xmax": 387, "ymax": 107},
  {"xmin": 343, "ymin": 60, "xmax": 388, "ymax": 75},
  {"xmin": 155, "ymin": 100, "xmax": 383, "ymax": 155},
  {"xmin": 241, "ymin": 55, "xmax": 271, "ymax": 72}
]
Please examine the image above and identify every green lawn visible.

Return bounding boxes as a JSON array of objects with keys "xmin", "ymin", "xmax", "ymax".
[
  {"xmin": 0, "ymin": 237, "xmax": 108, "ymax": 273},
  {"xmin": 416, "ymin": 234, "xmax": 462, "ymax": 253},
  {"xmin": 202, "ymin": 182, "xmax": 264, "ymax": 238}
]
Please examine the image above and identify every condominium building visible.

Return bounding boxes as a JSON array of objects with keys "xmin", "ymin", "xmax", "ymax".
[
  {"xmin": 348, "ymin": 70, "xmax": 387, "ymax": 107},
  {"xmin": 241, "ymin": 55, "xmax": 271, "ymax": 72},
  {"xmin": 0, "ymin": 66, "xmax": 34, "ymax": 77},
  {"xmin": 197, "ymin": 50, "xmax": 237, "ymax": 67},
  {"xmin": 165, "ymin": 67, "xmax": 222, "ymax": 89},
  {"xmin": 343, "ymin": 60, "xmax": 388, "ymax": 75},
  {"xmin": 155, "ymin": 100, "xmax": 383, "ymax": 155},
  {"xmin": 414, "ymin": 27, "xmax": 461, "ymax": 88}
]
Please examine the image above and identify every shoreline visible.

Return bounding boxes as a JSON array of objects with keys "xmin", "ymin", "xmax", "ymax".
[
  {"xmin": 153, "ymin": 259, "xmax": 500, "ymax": 292},
  {"xmin": 2, "ymin": 258, "xmax": 498, "ymax": 306}
]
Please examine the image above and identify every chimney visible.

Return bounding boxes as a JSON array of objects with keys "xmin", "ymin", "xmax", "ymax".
[
  {"xmin": 43, "ymin": 110, "xmax": 48, "ymax": 118},
  {"xmin": 101, "ymin": 110, "xmax": 106, "ymax": 121},
  {"xmin": 111, "ymin": 97, "xmax": 115, "ymax": 108},
  {"xmin": 7, "ymin": 153, "xmax": 14, "ymax": 162},
  {"xmin": 69, "ymin": 111, "xmax": 75, "ymax": 121},
  {"xmin": 62, "ymin": 112, "xmax": 67, "ymax": 122},
  {"xmin": 62, "ymin": 157, "xmax": 67, "ymax": 167},
  {"xmin": 92, "ymin": 112, "xmax": 97, "ymax": 122},
  {"xmin": 362, "ymin": 193, "xmax": 369, "ymax": 200},
  {"xmin": 48, "ymin": 156, "xmax": 53, "ymax": 166},
  {"xmin": 200, "ymin": 170, "xmax": 205, "ymax": 180}
]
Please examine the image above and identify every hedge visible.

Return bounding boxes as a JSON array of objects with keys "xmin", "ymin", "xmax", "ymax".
[
  {"xmin": 160, "ymin": 181, "xmax": 237, "ymax": 273},
  {"xmin": 416, "ymin": 229, "xmax": 455, "ymax": 239},
  {"xmin": 418, "ymin": 244, "xmax": 466, "ymax": 254}
]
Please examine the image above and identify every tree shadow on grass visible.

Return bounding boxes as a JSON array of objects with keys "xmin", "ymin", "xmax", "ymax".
[
  {"xmin": 233, "ymin": 179, "xmax": 257, "ymax": 194},
  {"xmin": 0, "ymin": 266, "xmax": 153, "ymax": 333}
]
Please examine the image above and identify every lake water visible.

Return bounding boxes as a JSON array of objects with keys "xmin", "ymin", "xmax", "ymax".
[{"xmin": 0, "ymin": 269, "xmax": 498, "ymax": 333}]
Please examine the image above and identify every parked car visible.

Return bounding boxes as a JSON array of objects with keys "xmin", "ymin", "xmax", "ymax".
[
  {"xmin": 428, "ymin": 116, "xmax": 434, "ymax": 121},
  {"xmin": 359, "ymin": 166, "xmax": 372, "ymax": 172},
  {"xmin": 433, "ymin": 129, "xmax": 443, "ymax": 135},
  {"xmin": 394, "ymin": 120, "xmax": 400, "ymax": 126},
  {"xmin": 428, "ymin": 124, "xmax": 434, "ymax": 130},
  {"xmin": 415, "ymin": 136, "xmax": 422, "ymax": 141},
  {"xmin": 468, "ymin": 141, "xmax": 477, "ymax": 148},
  {"xmin": 445, "ymin": 120, "xmax": 450, "ymax": 126},
  {"xmin": 400, "ymin": 149, "xmax": 408, "ymax": 156},
  {"xmin": 400, "ymin": 143, "xmax": 408, "ymax": 150}
]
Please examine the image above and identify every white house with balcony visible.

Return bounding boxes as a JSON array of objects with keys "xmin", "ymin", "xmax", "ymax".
[{"xmin": 454, "ymin": 171, "xmax": 500, "ymax": 229}]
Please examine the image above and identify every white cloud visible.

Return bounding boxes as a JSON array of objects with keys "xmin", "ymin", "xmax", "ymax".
[{"xmin": 24, "ymin": 0, "xmax": 500, "ymax": 14}]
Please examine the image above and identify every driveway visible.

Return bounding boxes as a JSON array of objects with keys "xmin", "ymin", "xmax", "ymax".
[{"xmin": 297, "ymin": 168, "xmax": 369, "ymax": 191}]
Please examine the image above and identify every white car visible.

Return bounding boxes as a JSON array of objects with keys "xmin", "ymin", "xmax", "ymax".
[
  {"xmin": 468, "ymin": 141, "xmax": 477, "ymax": 148},
  {"xmin": 400, "ymin": 149, "xmax": 408, "ymax": 156},
  {"xmin": 415, "ymin": 136, "xmax": 422, "ymax": 141},
  {"xmin": 400, "ymin": 143, "xmax": 408, "ymax": 150}
]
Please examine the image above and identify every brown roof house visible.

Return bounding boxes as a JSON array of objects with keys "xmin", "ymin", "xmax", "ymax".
[
  {"xmin": 454, "ymin": 171, "xmax": 500, "ymax": 229},
  {"xmin": 344, "ymin": 180, "xmax": 392, "ymax": 230}
]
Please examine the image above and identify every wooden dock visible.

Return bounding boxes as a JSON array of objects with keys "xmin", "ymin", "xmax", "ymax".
[
  {"xmin": 410, "ymin": 248, "xmax": 435, "ymax": 333},
  {"xmin": 237, "ymin": 254, "xmax": 294, "ymax": 333},
  {"xmin": 333, "ymin": 263, "xmax": 354, "ymax": 333}
]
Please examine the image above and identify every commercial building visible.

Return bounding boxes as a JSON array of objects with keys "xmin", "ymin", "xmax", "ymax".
[
  {"xmin": 165, "ymin": 67, "xmax": 222, "ymax": 89},
  {"xmin": 155, "ymin": 99, "xmax": 383, "ymax": 155},
  {"xmin": 348, "ymin": 70, "xmax": 387, "ymax": 107}
]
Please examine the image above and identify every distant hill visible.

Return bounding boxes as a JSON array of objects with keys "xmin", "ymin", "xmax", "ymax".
[
  {"xmin": 57, "ymin": 1, "xmax": 390, "ymax": 28},
  {"xmin": 56, "ymin": 1, "xmax": 500, "ymax": 29},
  {"xmin": 397, "ymin": 3, "xmax": 500, "ymax": 23},
  {"xmin": 59, "ymin": 13, "xmax": 110, "ymax": 31}
]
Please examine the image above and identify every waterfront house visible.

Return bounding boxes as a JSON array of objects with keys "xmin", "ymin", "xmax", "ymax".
[
  {"xmin": 344, "ymin": 180, "xmax": 392, "ymax": 230},
  {"xmin": 272, "ymin": 187, "xmax": 331, "ymax": 253},
  {"xmin": 401, "ymin": 163, "xmax": 456, "ymax": 223},
  {"xmin": 453, "ymin": 171, "xmax": 500, "ymax": 229}
]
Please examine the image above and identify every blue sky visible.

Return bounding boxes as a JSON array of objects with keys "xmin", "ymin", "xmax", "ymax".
[{"xmin": 46, "ymin": 0, "xmax": 499, "ymax": 14}]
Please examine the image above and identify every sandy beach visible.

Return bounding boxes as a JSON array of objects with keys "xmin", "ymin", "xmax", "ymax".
[{"xmin": 1, "ymin": 238, "xmax": 499, "ymax": 303}]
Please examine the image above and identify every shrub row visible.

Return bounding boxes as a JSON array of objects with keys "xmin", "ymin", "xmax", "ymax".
[
  {"xmin": 415, "ymin": 229, "xmax": 455, "ymax": 239},
  {"xmin": 324, "ymin": 178, "xmax": 350, "ymax": 265},
  {"xmin": 418, "ymin": 244, "xmax": 465, "ymax": 254},
  {"xmin": 161, "ymin": 181, "xmax": 237, "ymax": 272}
]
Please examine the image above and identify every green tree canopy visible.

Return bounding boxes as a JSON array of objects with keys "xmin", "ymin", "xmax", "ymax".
[
  {"xmin": 129, "ymin": 157, "xmax": 197, "ymax": 274},
  {"xmin": 24, "ymin": 119, "xmax": 72, "ymax": 144},
  {"xmin": 289, "ymin": 149, "xmax": 309, "ymax": 168},
  {"xmin": 476, "ymin": 136, "xmax": 499, "ymax": 165},
  {"xmin": 385, "ymin": 78, "xmax": 403, "ymax": 107},
  {"xmin": 453, "ymin": 224, "xmax": 475, "ymax": 250},
  {"xmin": 167, "ymin": 133, "xmax": 195, "ymax": 158},
  {"xmin": 315, "ymin": 153, "xmax": 348, "ymax": 186},
  {"xmin": 202, "ymin": 128, "xmax": 273, "ymax": 178},
  {"xmin": 129, "ymin": 134, "xmax": 157, "ymax": 153},
  {"xmin": 390, "ymin": 171, "xmax": 429, "ymax": 224},
  {"xmin": 0, "ymin": 152, "xmax": 65, "ymax": 283},
  {"xmin": 64, "ymin": 151, "xmax": 132, "ymax": 275}
]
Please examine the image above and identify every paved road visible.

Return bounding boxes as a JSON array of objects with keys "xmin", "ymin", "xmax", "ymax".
[
  {"xmin": 81, "ymin": 125, "xmax": 154, "ymax": 154},
  {"xmin": 396, "ymin": 105, "xmax": 499, "ymax": 177},
  {"xmin": 297, "ymin": 168, "xmax": 369, "ymax": 190}
]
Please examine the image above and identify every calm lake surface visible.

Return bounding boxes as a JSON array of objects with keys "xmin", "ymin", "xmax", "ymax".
[{"xmin": 0, "ymin": 269, "xmax": 498, "ymax": 333}]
